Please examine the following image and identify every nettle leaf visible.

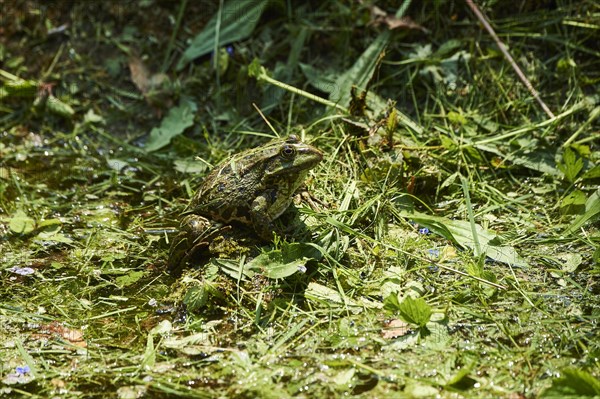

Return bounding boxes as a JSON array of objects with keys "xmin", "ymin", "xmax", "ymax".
[
  {"xmin": 398, "ymin": 297, "xmax": 432, "ymax": 328},
  {"xmin": 145, "ymin": 99, "xmax": 197, "ymax": 152},
  {"xmin": 183, "ymin": 285, "xmax": 209, "ymax": 312},
  {"xmin": 558, "ymin": 147, "xmax": 584, "ymax": 182},
  {"xmin": 177, "ymin": 0, "xmax": 269, "ymax": 70}
]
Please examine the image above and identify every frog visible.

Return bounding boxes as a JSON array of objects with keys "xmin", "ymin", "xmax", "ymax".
[{"xmin": 168, "ymin": 134, "xmax": 323, "ymax": 274}]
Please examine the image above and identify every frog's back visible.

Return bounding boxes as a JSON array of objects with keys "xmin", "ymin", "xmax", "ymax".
[{"xmin": 190, "ymin": 162, "xmax": 266, "ymax": 225}]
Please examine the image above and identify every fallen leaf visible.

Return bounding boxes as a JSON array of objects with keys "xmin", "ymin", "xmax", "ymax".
[
  {"xmin": 367, "ymin": 5, "xmax": 427, "ymax": 32},
  {"xmin": 381, "ymin": 319, "xmax": 412, "ymax": 339},
  {"xmin": 129, "ymin": 57, "xmax": 151, "ymax": 94},
  {"xmin": 38, "ymin": 322, "xmax": 87, "ymax": 348}
]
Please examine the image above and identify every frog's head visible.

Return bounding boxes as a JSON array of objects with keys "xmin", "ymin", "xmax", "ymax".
[{"xmin": 262, "ymin": 135, "xmax": 323, "ymax": 177}]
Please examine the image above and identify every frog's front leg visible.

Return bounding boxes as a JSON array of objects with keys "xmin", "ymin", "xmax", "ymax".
[
  {"xmin": 250, "ymin": 190, "xmax": 288, "ymax": 241},
  {"xmin": 168, "ymin": 215, "xmax": 214, "ymax": 274}
]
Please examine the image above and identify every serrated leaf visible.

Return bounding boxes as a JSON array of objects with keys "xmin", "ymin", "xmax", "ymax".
[
  {"xmin": 177, "ymin": 0, "xmax": 268, "ymax": 70},
  {"xmin": 183, "ymin": 285, "xmax": 209, "ymax": 312},
  {"xmin": 145, "ymin": 99, "xmax": 197, "ymax": 152},
  {"xmin": 398, "ymin": 297, "xmax": 432, "ymax": 328},
  {"xmin": 558, "ymin": 147, "xmax": 584, "ymax": 182}
]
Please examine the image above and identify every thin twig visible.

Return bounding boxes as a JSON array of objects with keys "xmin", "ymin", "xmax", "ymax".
[{"xmin": 465, "ymin": 0, "xmax": 555, "ymax": 119}]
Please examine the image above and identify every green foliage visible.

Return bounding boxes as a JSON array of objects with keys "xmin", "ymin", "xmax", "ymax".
[
  {"xmin": 541, "ymin": 368, "xmax": 600, "ymax": 398},
  {"xmin": 145, "ymin": 98, "xmax": 197, "ymax": 152},
  {"xmin": 183, "ymin": 285, "xmax": 209, "ymax": 311},
  {"xmin": 397, "ymin": 296, "xmax": 432, "ymax": 328},
  {"xmin": 0, "ymin": 1, "xmax": 598, "ymax": 398},
  {"xmin": 8, "ymin": 209, "xmax": 35, "ymax": 234},
  {"xmin": 177, "ymin": 0, "xmax": 269, "ymax": 70},
  {"xmin": 558, "ymin": 147, "xmax": 584, "ymax": 183},
  {"xmin": 247, "ymin": 242, "xmax": 320, "ymax": 279}
]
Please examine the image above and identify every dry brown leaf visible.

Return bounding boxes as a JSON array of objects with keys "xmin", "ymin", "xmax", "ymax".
[
  {"xmin": 367, "ymin": 5, "xmax": 427, "ymax": 32},
  {"xmin": 129, "ymin": 57, "xmax": 151, "ymax": 94},
  {"xmin": 39, "ymin": 321, "xmax": 87, "ymax": 347},
  {"xmin": 381, "ymin": 319, "xmax": 412, "ymax": 339}
]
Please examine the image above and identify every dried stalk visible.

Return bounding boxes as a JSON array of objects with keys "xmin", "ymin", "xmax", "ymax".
[{"xmin": 465, "ymin": 0, "xmax": 555, "ymax": 119}]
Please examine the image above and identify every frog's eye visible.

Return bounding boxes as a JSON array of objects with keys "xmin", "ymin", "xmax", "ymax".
[{"xmin": 280, "ymin": 145, "xmax": 296, "ymax": 159}]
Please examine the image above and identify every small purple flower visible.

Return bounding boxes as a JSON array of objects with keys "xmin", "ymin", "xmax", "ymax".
[
  {"xmin": 15, "ymin": 365, "xmax": 30, "ymax": 375},
  {"xmin": 428, "ymin": 248, "xmax": 440, "ymax": 258},
  {"xmin": 226, "ymin": 45, "xmax": 234, "ymax": 56},
  {"xmin": 418, "ymin": 227, "xmax": 430, "ymax": 235},
  {"xmin": 8, "ymin": 267, "xmax": 35, "ymax": 276}
]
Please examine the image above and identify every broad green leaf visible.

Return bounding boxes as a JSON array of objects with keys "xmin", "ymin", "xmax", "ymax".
[
  {"xmin": 115, "ymin": 271, "xmax": 145, "ymax": 288},
  {"xmin": 582, "ymin": 165, "xmax": 600, "ymax": 180},
  {"xmin": 398, "ymin": 296, "xmax": 432, "ymax": 328},
  {"xmin": 246, "ymin": 243, "xmax": 314, "ymax": 279},
  {"xmin": 177, "ymin": 0, "xmax": 268, "ymax": 70},
  {"xmin": 563, "ymin": 189, "xmax": 600, "ymax": 236},
  {"xmin": 0, "ymin": 78, "xmax": 37, "ymax": 99},
  {"xmin": 333, "ymin": 368, "xmax": 355, "ymax": 386},
  {"xmin": 145, "ymin": 99, "xmax": 197, "ymax": 152},
  {"xmin": 560, "ymin": 189, "xmax": 587, "ymax": 214},
  {"xmin": 35, "ymin": 221, "xmax": 73, "ymax": 244},
  {"xmin": 213, "ymin": 258, "xmax": 253, "ymax": 281},
  {"xmin": 383, "ymin": 292, "xmax": 402, "ymax": 313},
  {"xmin": 507, "ymin": 148, "xmax": 561, "ymax": 176},
  {"xmin": 299, "ymin": 62, "xmax": 338, "ymax": 94},
  {"xmin": 183, "ymin": 285, "xmax": 209, "ymax": 312},
  {"xmin": 401, "ymin": 211, "xmax": 528, "ymax": 268},
  {"xmin": 9, "ymin": 209, "xmax": 35, "ymax": 234},
  {"xmin": 445, "ymin": 219, "xmax": 528, "ymax": 268},
  {"xmin": 541, "ymin": 368, "xmax": 600, "ymax": 398},
  {"xmin": 555, "ymin": 253, "xmax": 583, "ymax": 273},
  {"xmin": 149, "ymin": 320, "xmax": 172, "ymax": 336},
  {"xmin": 173, "ymin": 158, "xmax": 209, "ymax": 174},
  {"xmin": 141, "ymin": 334, "xmax": 155, "ymax": 369},
  {"xmin": 330, "ymin": 31, "xmax": 389, "ymax": 107},
  {"xmin": 305, "ymin": 282, "xmax": 382, "ymax": 312}
]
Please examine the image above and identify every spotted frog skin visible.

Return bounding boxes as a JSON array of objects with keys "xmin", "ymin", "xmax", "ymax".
[{"xmin": 168, "ymin": 135, "xmax": 323, "ymax": 273}]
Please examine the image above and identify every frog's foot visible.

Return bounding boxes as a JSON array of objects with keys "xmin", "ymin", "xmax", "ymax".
[{"xmin": 294, "ymin": 188, "xmax": 325, "ymax": 212}]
